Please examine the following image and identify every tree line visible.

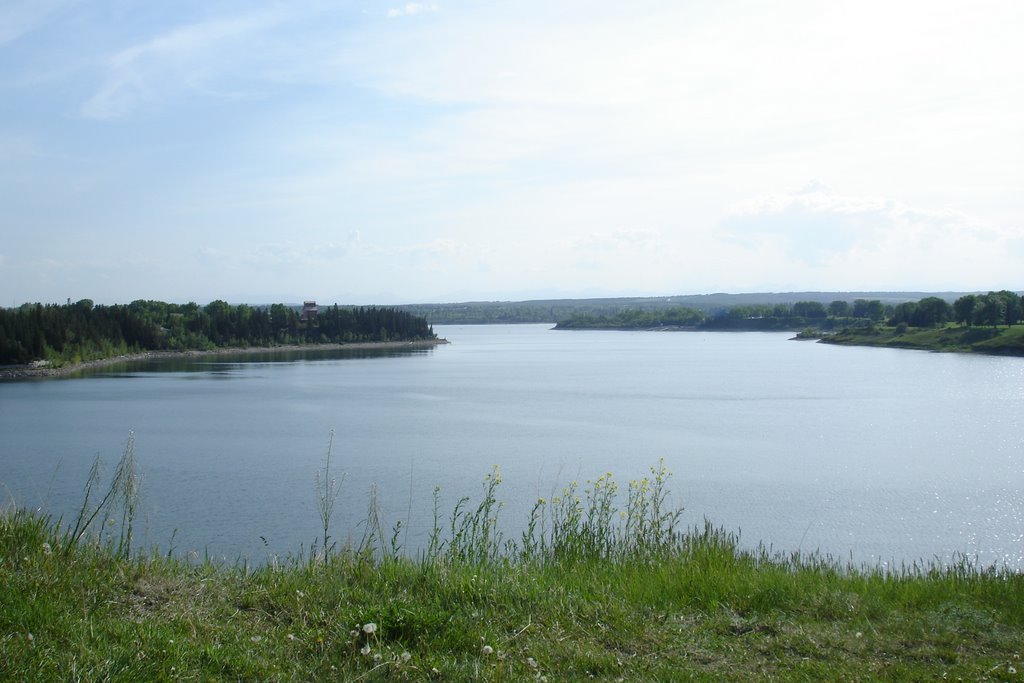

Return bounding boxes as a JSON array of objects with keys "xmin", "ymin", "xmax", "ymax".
[
  {"xmin": 706, "ymin": 292, "xmax": 1023, "ymax": 329},
  {"xmin": 556, "ymin": 299, "xmax": 893, "ymax": 330},
  {"xmin": 554, "ymin": 292, "xmax": 1023, "ymax": 332},
  {"xmin": 555, "ymin": 307, "xmax": 706, "ymax": 329},
  {"xmin": 0, "ymin": 300, "xmax": 436, "ymax": 366}
]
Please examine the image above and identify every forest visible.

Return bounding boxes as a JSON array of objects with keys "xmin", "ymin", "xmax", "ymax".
[
  {"xmin": 0, "ymin": 300, "xmax": 436, "ymax": 366},
  {"xmin": 554, "ymin": 291, "xmax": 1024, "ymax": 332},
  {"xmin": 398, "ymin": 291, "xmax": 969, "ymax": 324}
]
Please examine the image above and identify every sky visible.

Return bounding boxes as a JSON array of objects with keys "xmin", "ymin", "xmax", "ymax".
[{"xmin": 1, "ymin": 0, "xmax": 1022, "ymax": 306}]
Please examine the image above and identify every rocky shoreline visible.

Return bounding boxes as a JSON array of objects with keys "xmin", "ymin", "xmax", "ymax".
[{"xmin": 0, "ymin": 338, "xmax": 449, "ymax": 380}]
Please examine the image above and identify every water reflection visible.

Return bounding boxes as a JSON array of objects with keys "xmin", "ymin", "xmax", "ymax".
[{"xmin": 69, "ymin": 346, "xmax": 438, "ymax": 378}]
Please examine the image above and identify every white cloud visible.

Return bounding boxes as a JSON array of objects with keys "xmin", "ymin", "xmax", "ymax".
[
  {"xmin": 720, "ymin": 184, "xmax": 1023, "ymax": 290},
  {"xmin": 3, "ymin": 0, "xmax": 1022, "ymax": 303},
  {"xmin": 328, "ymin": 0, "xmax": 1023, "ymax": 225},
  {"xmin": 387, "ymin": 4, "xmax": 439, "ymax": 18}
]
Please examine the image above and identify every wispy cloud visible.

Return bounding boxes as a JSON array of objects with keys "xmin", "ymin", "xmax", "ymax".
[
  {"xmin": 0, "ymin": 0, "xmax": 73, "ymax": 47},
  {"xmin": 197, "ymin": 234, "xmax": 362, "ymax": 269},
  {"xmin": 81, "ymin": 11, "xmax": 283, "ymax": 119},
  {"xmin": 566, "ymin": 229, "xmax": 664, "ymax": 252}
]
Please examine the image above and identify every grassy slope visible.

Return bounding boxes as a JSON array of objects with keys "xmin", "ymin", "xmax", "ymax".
[
  {"xmin": 821, "ymin": 324, "xmax": 1024, "ymax": 356},
  {"xmin": 4, "ymin": 510, "xmax": 1023, "ymax": 682}
]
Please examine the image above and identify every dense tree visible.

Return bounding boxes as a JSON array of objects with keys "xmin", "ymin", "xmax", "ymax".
[
  {"xmin": 991, "ymin": 290, "xmax": 1022, "ymax": 326},
  {"xmin": 909, "ymin": 297, "xmax": 951, "ymax": 327},
  {"xmin": 953, "ymin": 295, "xmax": 977, "ymax": 326},
  {"xmin": 828, "ymin": 300, "xmax": 850, "ymax": 317},
  {"xmin": 890, "ymin": 299, "xmax": 951, "ymax": 328},
  {"xmin": 889, "ymin": 301, "xmax": 918, "ymax": 327},
  {"xmin": 557, "ymin": 293, "xmax": 1018, "ymax": 334},
  {"xmin": 0, "ymin": 301, "xmax": 436, "ymax": 365},
  {"xmin": 726, "ymin": 304, "xmax": 774, "ymax": 319},
  {"xmin": 557, "ymin": 306, "xmax": 704, "ymax": 329},
  {"xmin": 973, "ymin": 294, "xmax": 1007, "ymax": 328},
  {"xmin": 849, "ymin": 299, "xmax": 885, "ymax": 321},
  {"xmin": 791, "ymin": 301, "xmax": 828, "ymax": 318}
]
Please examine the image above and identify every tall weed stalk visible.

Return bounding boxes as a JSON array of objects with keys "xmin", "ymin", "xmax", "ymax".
[
  {"xmin": 523, "ymin": 459, "xmax": 684, "ymax": 564},
  {"xmin": 63, "ymin": 432, "xmax": 140, "ymax": 558},
  {"xmin": 314, "ymin": 429, "xmax": 343, "ymax": 561},
  {"xmin": 308, "ymin": 448, "xmax": 685, "ymax": 567},
  {"xmin": 446, "ymin": 466, "xmax": 505, "ymax": 564}
]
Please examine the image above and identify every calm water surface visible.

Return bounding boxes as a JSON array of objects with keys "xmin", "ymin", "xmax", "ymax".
[{"xmin": 2, "ymin": 324, "xmax": 1022, "ymax": 568}]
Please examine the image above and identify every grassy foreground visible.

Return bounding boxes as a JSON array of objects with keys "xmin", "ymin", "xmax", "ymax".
[
  {"xmin": 3, "ymin": 461, "xmax": 1023, "ymax": 681},
  {"xmin": 819, "ymin": 324, "xmax": 1024, "ymax": 356}
]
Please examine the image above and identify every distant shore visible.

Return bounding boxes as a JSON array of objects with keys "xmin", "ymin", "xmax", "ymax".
[
  {"xmin": 815, "ymin": 325, "xmax": 1024, "ymax": 356},
  {"xmin": 0, "ymin": 338, "xmax": 449, "ymax": 380}
]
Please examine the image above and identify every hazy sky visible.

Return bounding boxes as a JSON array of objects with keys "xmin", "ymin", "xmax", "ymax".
[{"xmin": 2, "ymin": 0, "xmax": 1021, "ymax": 305}]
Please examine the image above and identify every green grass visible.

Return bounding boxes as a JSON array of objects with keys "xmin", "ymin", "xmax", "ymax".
[
  {"xmin": 821, "ymin": 323, "xmax": 1024, "ymax": 356},
  {"xmin": 3, "ymin": 461, "xmax": 1023, "ymax": 681}
]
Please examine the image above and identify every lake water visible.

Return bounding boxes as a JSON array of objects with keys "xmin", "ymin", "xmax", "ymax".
[{"xmin": 2, "ymin": 324, "xmax": 1022, "ymax": 569}]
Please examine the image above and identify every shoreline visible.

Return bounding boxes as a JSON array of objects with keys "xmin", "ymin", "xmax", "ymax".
[{"xmin": 0, "ymin": 338, "xmax": 449, "ymax": 379}]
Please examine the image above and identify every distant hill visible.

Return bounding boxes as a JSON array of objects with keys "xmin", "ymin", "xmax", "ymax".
[{"xmin": 396, "ymin": 292, "xmax": 983, "ymax": 325}]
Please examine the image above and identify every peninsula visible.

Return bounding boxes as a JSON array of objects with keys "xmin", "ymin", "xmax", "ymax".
[
  {"xmin": 552, "ymin": 292, "xmax": 1024, "ymax": 357},
  {"xmin": 0, "ymin": 299, "xmax": 441, "ymax": 377}
]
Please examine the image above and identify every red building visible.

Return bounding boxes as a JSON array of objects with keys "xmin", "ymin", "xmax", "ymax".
[{"xmin": 300, "ymin": 301, "xmax": 318, "ymax": 323}]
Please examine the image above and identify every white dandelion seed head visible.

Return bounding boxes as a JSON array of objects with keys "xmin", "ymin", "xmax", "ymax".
[
  {"xmin": 400, "ymin": 651, "xmax": 412, "ymax": 663},
  {"xmin": 362, "ymin": 622, "xmax": 377, "ymax": 635},
  {"xmin": 481, "ymin": 645, "xmax": 494, "ymax": 656},
  {"xmin": 360, "ymin": 644, "xmax": 371, "ymax": 656}
]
